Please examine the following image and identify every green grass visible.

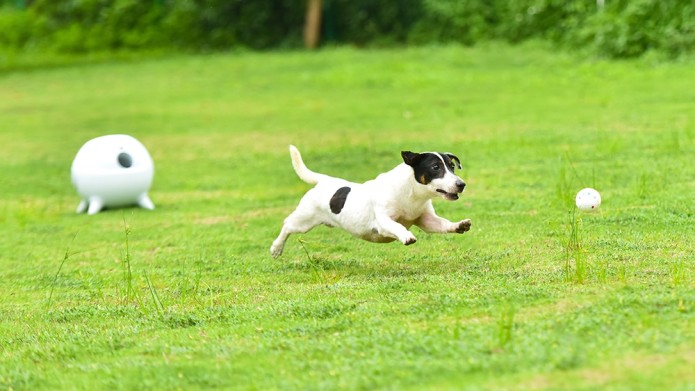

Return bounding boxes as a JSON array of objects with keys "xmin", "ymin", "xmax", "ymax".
[{"xmin": 0, "ymin": 43, "xmax": 693, "ymax": 390}]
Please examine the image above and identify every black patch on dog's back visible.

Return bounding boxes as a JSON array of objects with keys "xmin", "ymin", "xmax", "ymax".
[{"xmin": 329, "ymin": 187, "xmax": 351, "ymax": 214}]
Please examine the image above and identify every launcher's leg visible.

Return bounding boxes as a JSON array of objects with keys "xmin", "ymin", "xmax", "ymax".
[
  {"xmin": 87, "ymin": 197, "xmax": 104, "ymax": 215},
  {"xmin": 138, "ymin": 193, "xmax": 155, "ymax": 210},
  {"xmin": 76, "ymin": 199, "xmax": 88, "ymax": 214}
]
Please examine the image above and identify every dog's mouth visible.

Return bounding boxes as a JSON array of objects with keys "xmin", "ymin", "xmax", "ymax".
[{"xmin": 436, "ymin": 189, "xmax": 460, "ymax": 201}]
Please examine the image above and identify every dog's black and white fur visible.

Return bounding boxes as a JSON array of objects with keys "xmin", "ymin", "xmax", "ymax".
[{"xmin": 270, "ymin": 145, "xmax": 472, "ymax": 258}]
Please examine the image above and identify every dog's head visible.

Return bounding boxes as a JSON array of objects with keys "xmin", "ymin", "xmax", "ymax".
[{"xmin": 401, "ymin": 151, "xmax": 466, "ymax": 201}]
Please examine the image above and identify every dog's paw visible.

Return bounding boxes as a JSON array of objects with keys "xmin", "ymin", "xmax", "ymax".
[
  {"xmin": 270, "ymin": 243, "xmax": 284, "ymax": 258},
  {"xmin": 402, "ymin": 233, "xmax": 417, "ymax": 246},
  {"xmin": 455, "ymin": 219, "xmax": 472, "ymax": 233}
]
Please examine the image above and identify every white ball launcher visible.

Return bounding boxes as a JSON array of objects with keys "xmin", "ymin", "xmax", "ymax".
[{"xmin": 71, "ymin": 134, "xmax": 155, "ymax": 215}]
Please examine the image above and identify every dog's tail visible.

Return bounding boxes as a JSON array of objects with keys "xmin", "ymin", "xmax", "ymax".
[{"xmin": 289, "ymin": 145, "xmax": 330, "ymax": 185}]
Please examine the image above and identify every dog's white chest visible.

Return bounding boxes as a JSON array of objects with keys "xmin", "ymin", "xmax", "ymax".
[
  {"xmin": 384, "ymin": 202, "xmax": 425, "ymax": 226},
  {"xmin": 351, "ymin": 190, "xmax": 431, "ymax": 242}
]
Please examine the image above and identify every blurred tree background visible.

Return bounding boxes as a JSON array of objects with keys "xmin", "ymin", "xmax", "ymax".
[{"xmin": 0, "ymin": 0, "xmax": 693, "ymax": 59}]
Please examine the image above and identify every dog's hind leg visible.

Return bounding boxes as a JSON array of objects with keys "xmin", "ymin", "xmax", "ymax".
[{"xmin": 270, "ymin": 210, "xmax": 322, "ymax": 258}]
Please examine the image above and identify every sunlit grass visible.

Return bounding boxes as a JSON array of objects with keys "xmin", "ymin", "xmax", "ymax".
[{"xmin": 0, "ymin": 44, "xmax": 693, "ymax": 390}]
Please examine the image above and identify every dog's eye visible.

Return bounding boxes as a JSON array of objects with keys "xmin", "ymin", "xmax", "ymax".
[{"xmin": 432, "ymin": 164, "xmax": 440, "ymax": 171}]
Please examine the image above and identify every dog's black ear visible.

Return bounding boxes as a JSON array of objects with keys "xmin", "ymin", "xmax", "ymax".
[
  {"xmin": 401, "ymin": 151, "xmax": 421, "ymax": 166},
  {"xmin": 445, "ymin": 153, "xmax": 462, "ymax": 169}
]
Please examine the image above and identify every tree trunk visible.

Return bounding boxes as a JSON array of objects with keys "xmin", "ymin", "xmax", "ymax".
[{"xmin": 303, "ymin": 0, "xmax": 322, "ymax": 49}]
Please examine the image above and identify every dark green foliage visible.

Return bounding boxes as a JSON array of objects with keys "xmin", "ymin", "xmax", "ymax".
[
  {"xmin": 0, "ymin": 0, "xmax": 693, "ymax": 57},
  {"xmin": 410, "ymin": 0, "xmax": 501, "ymax": 45},
  {"xmin": 0, "ymin": 6, "xmax": 37, "ymax": 48},
  {"xmin": 0, "ymin": 0, "xmax": 305, "ymax": 52},
  {"xmin": 322, "ymin": 0, "xmax": 423, "ymax": 46},
  {"xmin": 581, "ymin": 0, "xmax": 695, "ymax": 58},
  {"xmin": 416, "ymin": 0, "xmax": 695, "ymax": 57},
  {"xmin": 158, "ymin": 0, "xmax": 305, "ymax": 50},
  {"xmin": 29, "ymin": 0, "xmax": 168, "ymax": 52}
]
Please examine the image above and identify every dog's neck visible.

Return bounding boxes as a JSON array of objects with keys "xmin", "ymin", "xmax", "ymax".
[{"xmin": 377, "ymin": 164, "xmax": 435, "ymax": 203}]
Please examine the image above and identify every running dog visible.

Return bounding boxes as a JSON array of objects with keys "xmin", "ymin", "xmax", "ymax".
[{"xmin": 270, "ymin": 145, "xmax": 472, "ymax": 258}]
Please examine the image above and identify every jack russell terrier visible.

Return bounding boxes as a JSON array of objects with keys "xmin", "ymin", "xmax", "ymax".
[{"xmin": 270, "ymin": 145, "xmax": 472, "ymax": 258}]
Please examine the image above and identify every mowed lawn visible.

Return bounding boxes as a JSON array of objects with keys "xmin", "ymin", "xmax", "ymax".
[{"xmin": 0, "ymin": 44, "xmax": 693, "ymax": 390}]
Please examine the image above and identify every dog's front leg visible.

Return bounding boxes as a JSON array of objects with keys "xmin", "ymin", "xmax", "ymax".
[
  {"xmin": 416, "ymin": 209, "xmax": 471, "ymax": 234},
  {"xmin": 375, "ymin": 215, "xmax": 417, "ymax": 245}
]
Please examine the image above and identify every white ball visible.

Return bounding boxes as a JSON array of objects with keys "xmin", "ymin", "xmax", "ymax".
[{"xmin": 575, "ymin": 188, "xmax": 601, "ymax": 212}]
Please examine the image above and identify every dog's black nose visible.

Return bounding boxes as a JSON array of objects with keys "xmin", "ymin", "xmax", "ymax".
[{"xmin": 456, "ymin": 180, "xmax": 466, "ymax": 192}]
